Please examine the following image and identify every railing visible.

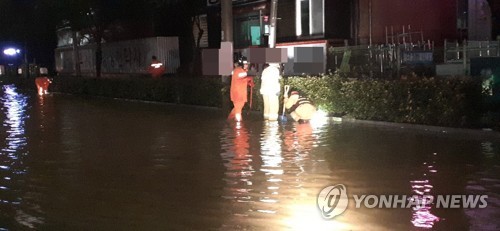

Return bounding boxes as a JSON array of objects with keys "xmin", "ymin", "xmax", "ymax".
[
  {"xmin": 327, "ymin": 42, "xmax": 434, "ymax": 79},
  {"xmin": 444, "ymin": 40, "xmax": 500, "ymax": 75}
]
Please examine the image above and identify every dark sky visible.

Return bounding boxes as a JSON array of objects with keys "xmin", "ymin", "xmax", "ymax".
[
  {"xmin": 0, "ymin": 0, "xmax": 204, "ymax": 70},
  {"xmin": 0, "ymin": 0, "xmax": 155, "ymax": 69},
  {"xmin": 0, "ymin": 0, "xmax": 58, "ymax": 68}
]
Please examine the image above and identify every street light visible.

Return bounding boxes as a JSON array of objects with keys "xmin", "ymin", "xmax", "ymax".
[
  {"xmin": 2, "ymin": 47, "xmax": 22, "ymax": 76},
  {"xmin": 3, "ymin": 48, "xmax": 20, "ymax": 56}
]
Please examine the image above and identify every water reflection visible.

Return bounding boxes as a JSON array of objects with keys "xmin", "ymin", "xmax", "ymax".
[
  {"xmin": 0, "ymin": 91, "xmax": 497, "ymax": 229},
  {"xmin": 464, "ymin": 141, "xmax": 500, "ymax": 231},
  {"xmin": 220, "ymin": 122, "xmax": 254, "ymax": 204},
  {"xmin": 0, "ymin": 85, "xmax": 43, "ymax": 229},
  {"xmin": 280, "ymin": 122, "xmax": 348, "ymax": 231},
  {"xmin": 410, "ymin": 152, "xmax": 440, "ymax": 229},
  {"xmin": 220, "ymin": 120, "xmax": 345, "ymax": 230},
  {"xmin": 258, "ymin": 121, "xmax": 283, "ymax": 214}
]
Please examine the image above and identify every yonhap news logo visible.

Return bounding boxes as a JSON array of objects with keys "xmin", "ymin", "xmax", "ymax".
[
  {"xmin": 317, "ymin": 184, "xmax": 488, "ymax": 219},
  {"xmin": 317, "ymin": 184, "xmax": 349, "ymax": 219}
]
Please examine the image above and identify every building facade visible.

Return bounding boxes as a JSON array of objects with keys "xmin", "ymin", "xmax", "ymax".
[{"xmin": 202, "ymin": 0, "xmax": 493, "ymax": 48}]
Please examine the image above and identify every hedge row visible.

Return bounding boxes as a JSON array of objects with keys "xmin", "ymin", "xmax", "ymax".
[
  {"xmin": 284, "ymin": 74, "xmax": 486, "ymax": 127},
  {"xmin": 13, "ymin": 73, "xmax": 490, "ymax": 128},
  {"xmin": 50, "ymin": 76, "xmax": 223, "ymax": 107}
]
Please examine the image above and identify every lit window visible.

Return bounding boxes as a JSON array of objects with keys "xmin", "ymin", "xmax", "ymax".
[
  {"xmin": 301, "ymin": 0, "xmax": 310, "ymax": 36},
  {"xmin": 296, "ymin": 0, "xmax": 324, "ymax": 37}
]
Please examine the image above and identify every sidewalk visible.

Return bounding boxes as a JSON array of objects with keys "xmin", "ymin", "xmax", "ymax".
[{"xmin": 336, "ymin": 117, "xmax": 500, "ymax": 141}]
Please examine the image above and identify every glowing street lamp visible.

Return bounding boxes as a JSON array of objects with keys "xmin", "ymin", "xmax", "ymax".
[{"xmin": 3, "ymin": 48, "xmax": 21, "ymax": 56}]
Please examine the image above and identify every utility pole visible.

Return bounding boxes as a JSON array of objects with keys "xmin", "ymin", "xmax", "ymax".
[
  {"xmin": 268, "ymin": 0, "xmax": 278, "ymax": 48},
  {"xmin": 221, "ymin": 0, "xmax": 233, "ymax": 112},
  {"xmin": 24, "ymin": 42, "xmax": 29, "ymax": 79},
  {"xmin": 221, "ymin": 0, "xmax": 233, "ymax": 43},
  {"xmin": 221, "ymin": 0, "xmax": 233, "ymax": 84}
]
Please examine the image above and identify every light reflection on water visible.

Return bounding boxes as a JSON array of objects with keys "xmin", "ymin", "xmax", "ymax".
[
  {"xmin": 0, "ymin": 85, "xmax": 43, "ymax": 229},
  {"xmin": 465, "ymin": 141, "xmax": 500, "ymax": 231},
  {"xmin": 409, "ymin": 153, "xmax": 440, "ymax": 228},
  {"xmin": 220, "ymin": 120, "xmax": 351, "ymax": 230}
]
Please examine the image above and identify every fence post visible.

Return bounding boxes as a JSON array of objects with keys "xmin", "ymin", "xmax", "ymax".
[
  {"xmin": 463, "ymin": 40, "xmax": 467, "ymax": 75},
  {"xmin": 479, "ymin": 41, "xmax": 482, "ymax": 57},
  {"xmin": 391, "ymin": 26, "xmax": 394, "ymax": 44},
  {"xmin": 497, "ymin": 40, "xmax": 500, "ymax": 56},
  {"xmin": 487, "ymin": 42, "xmax": 490, "ymax": 56},
  {"xmin": 380, "ymin": 50, "xmax": 383, "ymax": 75},
  {"xmin": 385, "ymin": 26, "xmax": 388, "ymax": 44},
  {"xmin": 444, "ymin": 39, "xmax": 447, "ymax": 62},
  {"xmin": 397, "ymin": 45, "xmax": 401, "ymax": 77}
]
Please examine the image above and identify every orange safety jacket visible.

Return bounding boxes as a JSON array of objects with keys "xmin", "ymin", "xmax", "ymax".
[
  {"xmin": 35, "ymin": 77, "xmax": 51, "ymax": 90},
  {"xmin": 230, "ymin": 67, "xmax": 252, "ymax": 103},
  {"xmin": 148, "ymin": 60, "xmax": 166, "ymax": 78}
]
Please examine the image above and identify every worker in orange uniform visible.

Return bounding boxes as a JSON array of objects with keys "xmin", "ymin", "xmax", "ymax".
[
  {"xmin": 35, "ymin": 76, "xmax": 52, "ymax": 96},
  {"xmin": 147, "ymin": 55, "xmax": 166, "ymax": 78},
  {"xmin": 228, "ymin": 57, "xmax": 254, "ymax": 122}
]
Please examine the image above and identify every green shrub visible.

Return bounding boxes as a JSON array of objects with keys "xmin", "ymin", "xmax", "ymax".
[
  {"xmin": 50, "ymin": 76, "xmax": 223, "ymax": 107},
  {"xmin": 15, "ymin": 73, "xmax": 486, "ymax": 128},
  {"xmin": 283, "ymin": 74, "xmax": 484, "ymax": 127}
]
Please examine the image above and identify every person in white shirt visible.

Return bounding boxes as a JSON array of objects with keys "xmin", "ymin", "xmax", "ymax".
[{"xmin": 260, "ymin": 63, "xmax": 281, "ymax": 121}]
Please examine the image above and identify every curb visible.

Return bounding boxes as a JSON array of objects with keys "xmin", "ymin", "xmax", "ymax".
[{"xmin": 332, "ymin": 117, "xmax": 500, "ymax": 140}]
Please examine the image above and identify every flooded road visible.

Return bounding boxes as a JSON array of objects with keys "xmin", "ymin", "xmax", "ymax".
[{"xmin": 0, "ymin": 84, "xmax": 499, "ymax": 230}]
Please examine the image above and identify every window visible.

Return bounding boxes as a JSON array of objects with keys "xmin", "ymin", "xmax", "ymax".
[
  {"xmin": 234, "ymin": 14, "xmax": 260, "ymax": 48},
  {"xmin": 301, "ymin": 0, "xmax": 310, "ymax": 36},
  {"xmin": 296, "ymin": 0, "xmax": 323, "ymax": 37}
]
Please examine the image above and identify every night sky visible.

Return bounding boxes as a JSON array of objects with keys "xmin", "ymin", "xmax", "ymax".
[{"xmin": 0, "ymin": 0, "xmax": 56, "ymax": 67}]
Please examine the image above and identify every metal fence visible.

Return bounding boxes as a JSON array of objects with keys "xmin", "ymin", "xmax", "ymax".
[
  {"xmin": 327, "ymin": 42, "xmax": 434, "ymax": 79},
  {"xmin": 443, "ymin": 40, "xmax": 500, "ymax": 75}
]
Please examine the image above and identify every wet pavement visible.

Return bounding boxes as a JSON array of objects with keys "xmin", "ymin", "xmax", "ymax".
[{"xmin": 0, "ymin": 84, "xmax": 499, "ymax": 230}]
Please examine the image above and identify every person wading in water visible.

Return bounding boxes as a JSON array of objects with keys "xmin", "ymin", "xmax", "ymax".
[{"xmin": 228, "ymin": 57, "xmax": 254, "ymax": 122}]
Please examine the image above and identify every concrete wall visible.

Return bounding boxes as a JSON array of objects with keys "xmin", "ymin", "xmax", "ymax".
[{"xmin": 55, "ymin": 37, "xmax": 180, "ymax": 76}]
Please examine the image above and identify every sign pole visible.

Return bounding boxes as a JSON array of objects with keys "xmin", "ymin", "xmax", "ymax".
[{"xmin": 268, "ymin": 0, "xmax": 278, "ymax": 48}]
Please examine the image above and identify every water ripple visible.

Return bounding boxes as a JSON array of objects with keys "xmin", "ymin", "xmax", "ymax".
[{"xmin": 0, "ymin": 85, "xmax": 43, "ymax": 229}]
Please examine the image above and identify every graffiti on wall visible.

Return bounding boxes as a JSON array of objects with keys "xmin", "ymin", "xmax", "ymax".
[{"xmin": 102, "ymin": 46, "xmax": 145, "ymax": 73}]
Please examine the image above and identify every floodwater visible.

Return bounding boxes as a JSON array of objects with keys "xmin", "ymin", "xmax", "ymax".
[{"xmin": 0, "ymin": 84, "xmax": 499, "ymax": 230}]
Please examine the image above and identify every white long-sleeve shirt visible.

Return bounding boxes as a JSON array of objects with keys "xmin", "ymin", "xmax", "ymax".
[{"xmin": 260, "ymin": 65, "xmax": 281, "ymax": 95}]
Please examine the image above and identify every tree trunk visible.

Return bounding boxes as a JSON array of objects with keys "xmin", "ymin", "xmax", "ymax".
[{"xmin": 192, "ymin": 15, "xmax": 204, "ymax": 76}]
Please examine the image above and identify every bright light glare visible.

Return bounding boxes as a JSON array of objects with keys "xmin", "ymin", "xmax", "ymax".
[
  {"xmin": 313, "ymin": 109, "xmax": 328, "ymax": 119},
  {"xmin": 283, "ymin": 203, "xmax": 351, "ymax": 231},
  {"xmin": 3, "ymin": 48, "xmax": 20, "ymax": 56},
  {"xmin": 310, "ymin": 109, "xmax": 329, "ymax": 127}
]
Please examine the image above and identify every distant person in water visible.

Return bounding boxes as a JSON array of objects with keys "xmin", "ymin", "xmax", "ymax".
[
  {"xmin": 147, "ymin": 55, "xmax": 166, "ymax": 78},
  {"xmin": 35, "ymin": 76, "xmax": 52, "ymax": 95}
]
